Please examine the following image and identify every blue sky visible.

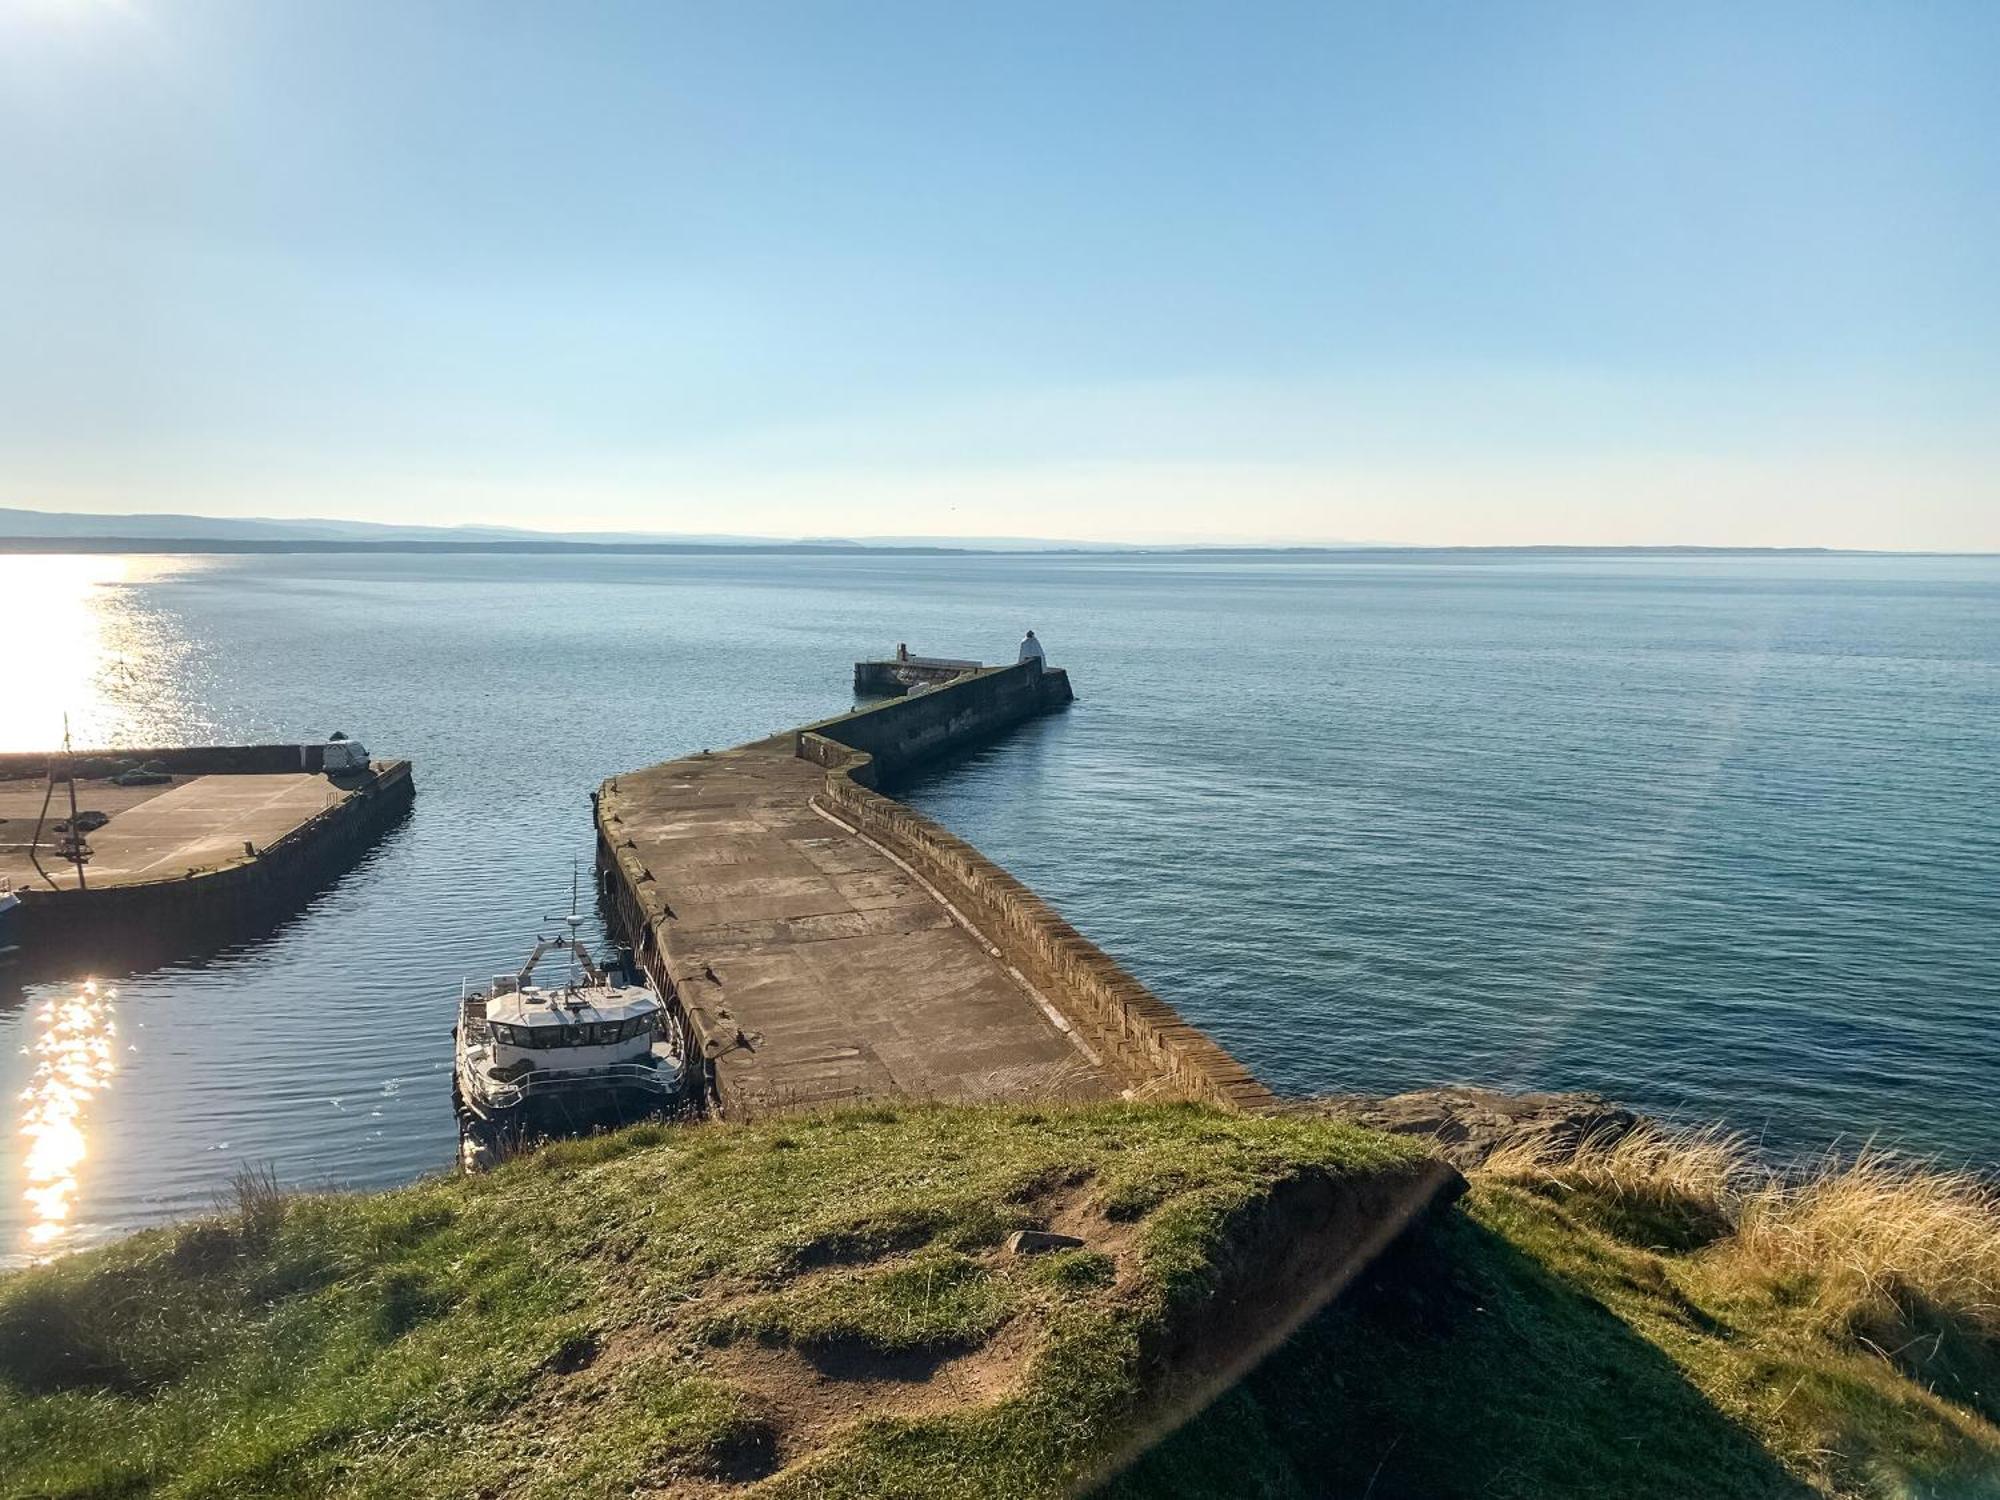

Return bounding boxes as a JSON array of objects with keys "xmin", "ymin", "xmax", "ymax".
[{"xmin": 2, "ymin": 1, "xmax": 1995, "ymax": 546}]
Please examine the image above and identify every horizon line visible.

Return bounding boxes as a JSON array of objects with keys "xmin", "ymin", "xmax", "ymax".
[{"xmin": 4, "ymin": 536, "xmax": 1996, "ymax": 560}]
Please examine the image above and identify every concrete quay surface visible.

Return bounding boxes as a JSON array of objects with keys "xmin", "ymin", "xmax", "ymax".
[
  {"xmin": 598, "ymin": 734, "xmax": 1111, "ymax": 1115},
  {"xmin": 600, "ymin": 660, "xmax": 1276, "ymax": 1120},
  {"xmin": 0, "ymin": 749, "xmax": 413, "ymax": 957},
  {"xmin": 2, "ymin": 773, "xmax": 355, "ymax": 892}
]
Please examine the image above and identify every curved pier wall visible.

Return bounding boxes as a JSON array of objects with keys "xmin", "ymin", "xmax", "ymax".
[
  {"xmin": 801, "ymin": 732, "xmax": 1275, "ymax": 1113},
  {"xmin": 797, "ymin": 661, "xmax": 1074, "ymax": 786}
]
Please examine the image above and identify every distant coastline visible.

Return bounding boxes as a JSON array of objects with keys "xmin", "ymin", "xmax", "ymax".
[{"xmin": 0, "ymin": 536, "xmax": 1926, "ymax": 559}]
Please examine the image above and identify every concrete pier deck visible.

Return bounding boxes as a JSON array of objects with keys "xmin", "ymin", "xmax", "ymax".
[
  {"xmin": 0, "ymin": 746, "xmax": 413, "ymax": 956},
  {"xmin": 599, "ymin": 735, "xmax": 1110, "ymax": 1115},
  {"xmin": 2, "ymin": 773, "xmax": 351, "ymax": 891},
  {"xmin": 600, "ymin": 660, "xmax": 1276, "ymax": 1120}
]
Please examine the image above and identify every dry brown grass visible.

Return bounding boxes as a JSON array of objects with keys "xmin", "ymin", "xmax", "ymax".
[
  {"xmin": 1483, "ymin": 1121, "xmax": 1752, "ymax": 1213},
  {"xmin": 1481, "ymin": 1123, "xmax": 2000, "ymax": 1346},
  {"xmin": 1736, "ymin": 1147, "xmax": 2000, "ymax": 1341}
]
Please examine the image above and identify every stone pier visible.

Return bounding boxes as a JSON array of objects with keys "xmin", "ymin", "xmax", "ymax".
[
  {"xmin": 0, "ymin": 744, "xmax": 413, "ymax": 959},
  {"xmin": 597, "ymin": 660, "xmax": 1274, "ymax": 1119}
]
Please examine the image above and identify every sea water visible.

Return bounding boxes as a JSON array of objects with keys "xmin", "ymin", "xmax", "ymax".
[{"xmin": 2, "ymin": 550, "xmax": 1993, "ymax": 1258}]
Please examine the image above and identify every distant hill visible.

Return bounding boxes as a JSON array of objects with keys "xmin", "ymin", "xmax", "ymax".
[
  {"xmin": 0, "ymin": 508, "xmax": 798, "ymax": 547},
  {"xmin": 0, "ymin": 509, "xmax": 1878, "ymax": 556},
  {"xmin": 0, "ymin": 508, "xmax": 1129, "ymax": 551}
]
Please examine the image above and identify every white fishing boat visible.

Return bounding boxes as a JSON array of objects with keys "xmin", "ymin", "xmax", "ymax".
[{"xmin": 452, "ymin": 913, "xmax": 687, "ymax": 1170}]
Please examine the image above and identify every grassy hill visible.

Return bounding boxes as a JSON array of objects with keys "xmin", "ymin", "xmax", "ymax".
[{"xmin": 1, "ymin": 1102, "xmax": 1995, "ymax": 1499}]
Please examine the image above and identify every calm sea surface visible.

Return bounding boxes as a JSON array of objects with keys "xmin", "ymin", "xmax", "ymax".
[{"xmin": 2, "ymin": 551, "xmax": 1995, "ymax": 1261}]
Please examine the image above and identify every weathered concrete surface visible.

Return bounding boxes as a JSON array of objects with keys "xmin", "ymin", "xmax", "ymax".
[
  {"xmin": 810, "ymin": 741, "xmax": 1276, "ymax": 1113},
  {"xmin": 598, "ymin": 736, "xmax": 1111, "ymax": 1116},
  {"xmin": 2, "ymin": 758, "xmax": 413, "ymax": 961},
  {"xmin": 2, "ymin": 773, "xmax": 347, "ymax": 891}
]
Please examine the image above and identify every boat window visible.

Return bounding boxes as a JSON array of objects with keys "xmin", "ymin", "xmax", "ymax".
[{"xmin": 561, "ymin": 1024, "xmax": 587, "ymax": 1047}]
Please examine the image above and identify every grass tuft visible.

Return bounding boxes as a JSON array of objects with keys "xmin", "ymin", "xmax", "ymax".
[
  {"xmin": 1029, "ymin": 1249, "xmax": 1118, "ymax": 1294},
  {"xmin": 1734, "ymin": 1146, "xmax": 2000, "ymax": 1345},
  {"xmin": 227, "ymin": 1161, "xmax": 288, "ymax": 1250}
]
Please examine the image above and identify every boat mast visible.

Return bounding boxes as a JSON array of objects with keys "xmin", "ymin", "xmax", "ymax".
[
  {"xmin": 566, "ymin": 858, "xmax": 580, "ymax": 989},
  {"xmin": 61, "ymin": 714, "xmax": 87, "ymax": 892}
]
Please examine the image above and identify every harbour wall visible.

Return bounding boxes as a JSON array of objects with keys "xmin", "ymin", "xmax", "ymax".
[
  {"xmin": 13, "ymin": 761, "xmax": 415, "ymax": 953},
  {"xmin": 0, "ymin": 743, "xmax": 347, "ymax": 780},
  {"xmin": 798, "ymin": 660, "xmax": 1075, "ymax": 786},
  {"xmin": 852, "ymin": 656, "xmax": 982, "ymax": 697},
  {"xmin": 600, "ymin": 661, "xmax": 1276, "ymax": 1114},
  {"xmin": 805, "ymin": 664, "xmax": 1271, "ymax": 1107}
]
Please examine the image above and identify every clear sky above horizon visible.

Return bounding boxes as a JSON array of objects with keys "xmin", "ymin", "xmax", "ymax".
[{"xmin": 3, "ymin": 1, "xmax": 1996, "ymax": 548}]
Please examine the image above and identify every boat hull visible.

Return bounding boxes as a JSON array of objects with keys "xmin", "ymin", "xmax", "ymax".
[{"xmin": 453, "ymin": 1070, "xmax": 685, "ymax": 1167}]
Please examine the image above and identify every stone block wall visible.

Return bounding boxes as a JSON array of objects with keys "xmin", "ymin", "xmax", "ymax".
[
  {"xmin": 798, "ymin": 661, "xmax": 1073, "ymax": 786},
  {"xmin": 801, "ymin": 733, "xmax": 1275, "ymax": 1113},
  {"xmin": 0, "ymin": 743, "xmax": 335, "ymax": 781}
]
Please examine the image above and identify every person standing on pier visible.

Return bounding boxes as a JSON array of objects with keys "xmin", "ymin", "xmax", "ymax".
[{"xmin": 1018, "ymin": 629, "xmax": 1045, "ymax": 667}]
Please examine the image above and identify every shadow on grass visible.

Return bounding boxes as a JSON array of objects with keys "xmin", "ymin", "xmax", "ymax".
[{"xmin": 1099, "ymin": 1211, "xmax": 1814, "ymax": 1500}]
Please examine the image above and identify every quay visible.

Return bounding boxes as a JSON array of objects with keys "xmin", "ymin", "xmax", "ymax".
[
  {"xmin": 0, "ymin": 742, "xmax": 413, "ymax": 956},
  {"xmin": 598, "ymin": 656, "xmax": 1273, "ymax": 1119}
]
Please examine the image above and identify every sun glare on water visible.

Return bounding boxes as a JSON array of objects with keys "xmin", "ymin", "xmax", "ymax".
[
  {"xmin": 0, "ymin": 554, "xmax": 200, "ymax": 752},
  {"xmin": 18, "ymin": 980, "xmax": 121, "ymax": 1253}
]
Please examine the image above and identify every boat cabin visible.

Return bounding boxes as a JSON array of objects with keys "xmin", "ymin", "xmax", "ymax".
[{"xmin": 476, "ymin": 980, "xmax": 664, "ymax": 1075}]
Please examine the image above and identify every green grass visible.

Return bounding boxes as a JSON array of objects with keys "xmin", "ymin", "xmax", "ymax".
[
  {"xmin": 5, "ymin": 1104, "xmax": 1995, "ymax": 1499},
  {"xmin": 714, "ymin": 1249, "xmax": 1013, "ymax": 1355},
  {"xmin": 0, "ymin": 1102, "xmax": 1425, "ymax": 1499}
]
